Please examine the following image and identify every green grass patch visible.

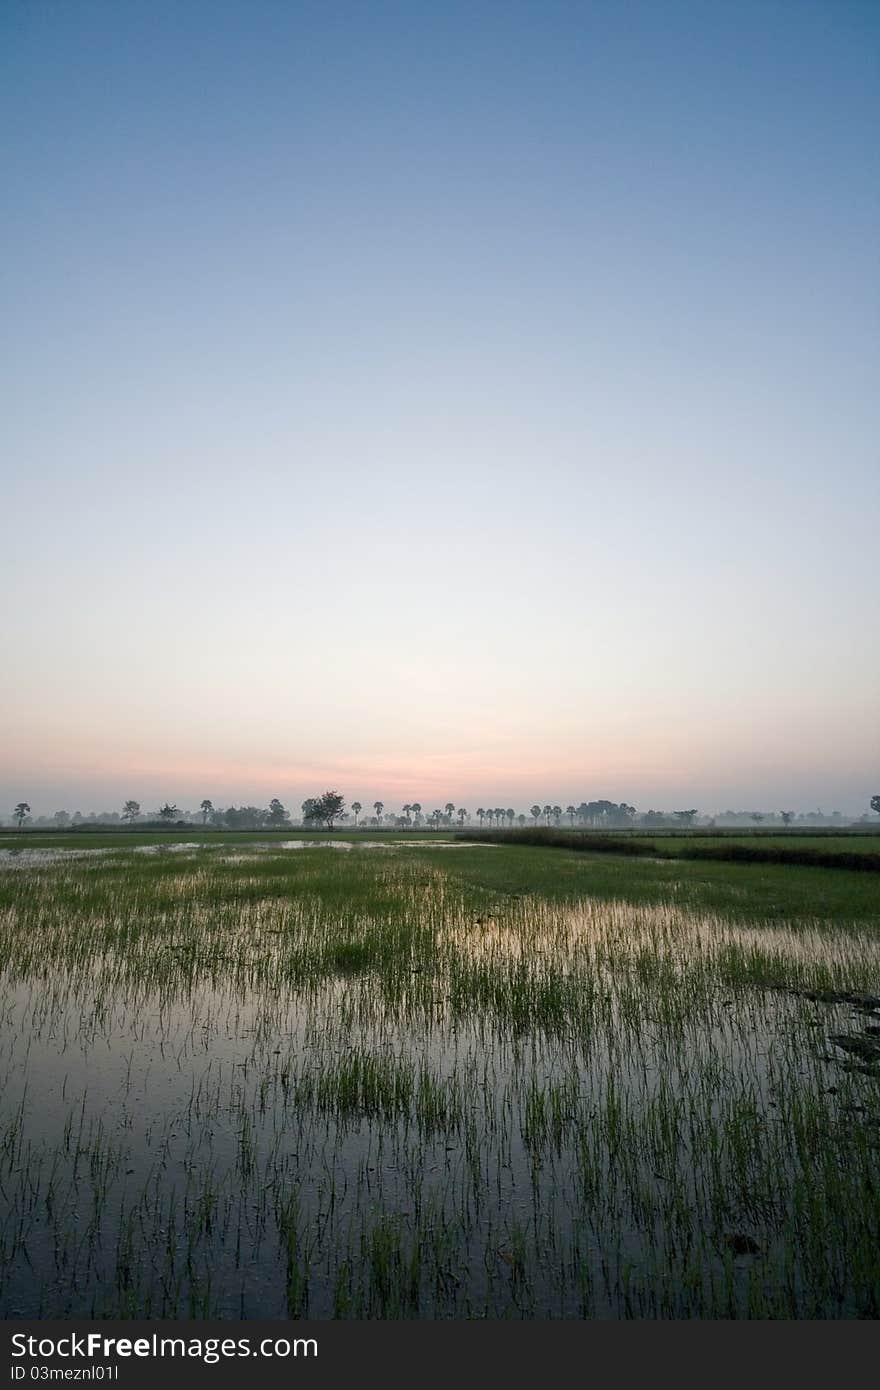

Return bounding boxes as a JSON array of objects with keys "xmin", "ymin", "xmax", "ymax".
[{"xmin": 458, "ymin": 827, "xmax": 880, "ymax": 873}]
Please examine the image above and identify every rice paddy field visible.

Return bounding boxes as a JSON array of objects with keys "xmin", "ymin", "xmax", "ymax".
[
  {"xmin": 637, "ymin": 834, "xmax": 880, "ymax": 854},
  {"xmin": 0, "ymin": 833, "xmax": 878, "ymax": 1319}
]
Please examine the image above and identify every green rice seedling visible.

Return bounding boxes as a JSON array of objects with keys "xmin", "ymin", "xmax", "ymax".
[{"xmin": 0, "ymin": 840, "xmax": 877, "ymax": 1316}]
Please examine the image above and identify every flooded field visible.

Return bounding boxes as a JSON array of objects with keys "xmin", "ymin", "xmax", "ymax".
[
  {"xmin": 0, "ymin": 839, "xmax": 488, "ymax": 868},
  {"xmin": 1, "ymin": 843, "xmax": 878, "ymax": 1317}
]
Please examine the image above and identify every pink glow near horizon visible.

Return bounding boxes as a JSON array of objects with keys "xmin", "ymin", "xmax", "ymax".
[{"xmin": 3, "ymin": 724, "xmax": 872, "ymax": 818}]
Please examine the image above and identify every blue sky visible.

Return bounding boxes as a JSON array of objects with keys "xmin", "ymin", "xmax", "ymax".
[{"xmin": 2, "ymin": 0, "xmax": 878, "ymax": 816}]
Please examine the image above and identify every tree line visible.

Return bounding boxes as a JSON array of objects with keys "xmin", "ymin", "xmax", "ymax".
[{"xmin": 8, "ymin": 795, "xmax": 880, "ymax": 830}]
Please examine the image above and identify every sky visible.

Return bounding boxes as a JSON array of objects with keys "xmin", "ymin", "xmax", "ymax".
[{"xmin": 1, "ymin": 0, "xmax": 878, "ymax": 818}]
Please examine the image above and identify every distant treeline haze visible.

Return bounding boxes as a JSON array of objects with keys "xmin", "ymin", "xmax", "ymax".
[{"xmin": 6, "ymin": 794, "xmax": 879, "ymax": 830}]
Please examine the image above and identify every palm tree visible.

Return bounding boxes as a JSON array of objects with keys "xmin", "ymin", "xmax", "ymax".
[
  {"xmin": 200, "ymin": 799, "xmax": 213, "ymax": 824},
  {"xmin": 13, "ymin": 802, "xmax": 30, "ymax": 829},
  {"xmin": 411, "ymin": 803, "xmax": 422, "ymax": 826},
  {"xmin": 517, "ymin": 813, "xmax": 526, "ymax": 826},
  {"xmin": 476, "ymin": 807, "xmax": 485, "ymax": 827},
  {"xmin": 485, "ymin": 809, "xmax": 494, "ymax": 826},
  {"xmin": 402, "ymin": 804, "xmax": 412, "ymax": 827},
  {"xmin": 373, "ymin": 800, "xmax": 384, "ymax": 824},
  {"xmin": 457, "ymin": 808, "xmax": 468, "ymax": 826},
  {"xmin": 351, "ymin": 801, "xmax": 362, "ymax": 826},
  {"xmin": 445, "ymin": 802, "xmax": 455, "ymax": 825},
  {"xmin": 506, "ymin": 808, "xmax": 515, "ymax": 826},
  {"xmin": 122, "ymin": 799, "xmax": 140, "ymax": 826},
  {"xmin": 552, "ymin": 806, "xmax": 562, "ymax": 826},
  {"xmin": 543, "ymin": 804, "xmax": 552, "ymax": 825},
  {"xmin": 566, "ymin": 805, "xmax": 576, "ymax": 825},
  {"xmin": 530, "ymin": 805, "xmax": 541, "ymax": 825}
]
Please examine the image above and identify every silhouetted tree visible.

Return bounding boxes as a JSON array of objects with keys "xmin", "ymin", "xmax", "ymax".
[
  {"xmin": 122, "ymin": 800, "xmax": 140, "ymax": 825},
  {"xmin": 351, "ymin": 801, "xmax": 362, "ymax": 826},
  {"xmin": 871, "ymin": 795, "xmax": 880, "ymax": 818},
  {"xmin": 268, "ymin": 798, "xmax": 289, "ymax": 827},
  {"xmin": 402, "ymin": 804, "xmax": 412, "ymax": 826},
  {"xmin": 13, "ymin": 802, "xmax": 30, "ymax": 829},
  {"xmin": 200, "ymin": 799, "xmax": 213, "ymax": 824},
  {"xmin": 476, "ymin": 807, "xmax": 485, "ymax": 826},
  {"xmin": 750, "ymin": 813, "xmax": 764, "ymax": 824},
  {"xmin": 578, "ymin": 800, "xmax": 631, "ymax": 827},
  {"xmin": 53, "ymin": 810, "xmax": 70, "ymax": 828},
  {"xmin": 781, "ymin": 811, "xmax": 794, "ymax": 826},
  {"xmin": 543, "ymin": 804, "xmax": 552, "ymax": 825},
  {"xmin": 445, "ymin": 802, "xmax": 455, "ymax": 826},
  {"xmin": 411, "ymin": 803, "xmax": 422, "ymax": 826},
  {"xmin": 674, "ymin": 809, "xmax": 698, "ymax": 827},
  {"xmin": 506, "ymin": 808, "xmax": 515, "ymax": 827},
  {"xmin": 223, "ymin": 805, "xmax": 268, "ymax": 829},
  {"xmin": 373, "ymin": 800, "xmax": 384, "ymax": 824},
  {"xmin": 517, "ymin": 813, "xmax": 526, "ymax": 826},
  {"xmin": 458, "ymin": 808, "xmax": 468, "ymax": 826},
  {"xmin": 566, "ymin": 805, "xmax": 576, "ymax": 825},
  {"xmin": 530, "ymin": 805, "xmax": 541, "ymax": 825},
  {"xmin": 303, "ymin": 791, "xmax": 345, "ymax": 829}
]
